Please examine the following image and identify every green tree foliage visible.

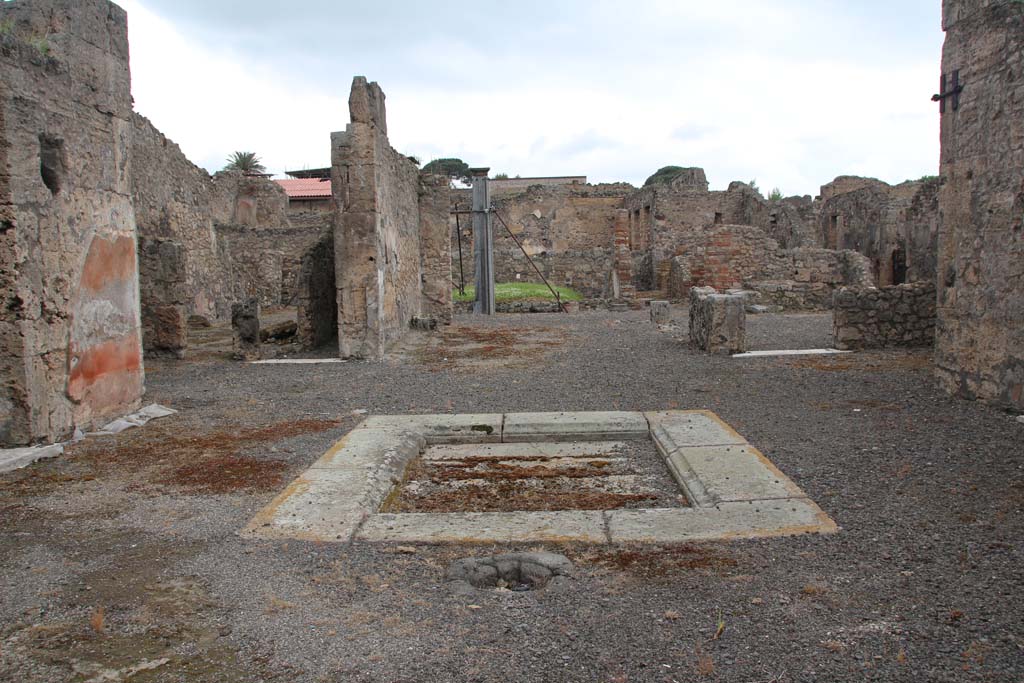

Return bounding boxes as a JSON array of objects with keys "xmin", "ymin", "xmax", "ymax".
[
  {"xmin": 223, "ymin": 151, "xmax": 266, "ymax": 174},
  {"xmin": 493, "ymin": 173, "xmax": 509, "ymax": 180},
  {"xmin": 644, "ymin": 166, "xmax": 688, "ymax": 187},
  {"xmin": 769, "ymin": 187, "xmax": 783, "ymax": 201},
  {"xmin": 422, "ymin": 158, "xmax": 471, "ymax": 184},
  {"xmin": 748, "ymin": 178, "xmax": 760, "ymax": 194}
]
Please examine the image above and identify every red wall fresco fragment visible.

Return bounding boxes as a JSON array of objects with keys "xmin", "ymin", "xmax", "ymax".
[{"xmin": 79, "ymin": 235, "xmax": 136, "ymax": 292}]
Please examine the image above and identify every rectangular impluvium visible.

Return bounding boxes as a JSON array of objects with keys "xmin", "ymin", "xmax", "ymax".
[{"xmin": 242, "ymin": 411, "xmax": 837, "ymax": 544}]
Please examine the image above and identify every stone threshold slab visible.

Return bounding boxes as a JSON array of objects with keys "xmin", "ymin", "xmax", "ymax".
[
  {"xmin": 242, "ymin": 410, "xmax": 839, "ymax": 545},
  {"xmin": 731, "ymin": 349, "xmax": 851, "ymax": 358}
]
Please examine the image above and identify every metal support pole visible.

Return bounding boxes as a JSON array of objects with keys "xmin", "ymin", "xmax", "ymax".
[{"xmin": 470, "ymin": 168, "xmax": 495, "ymax": 315}]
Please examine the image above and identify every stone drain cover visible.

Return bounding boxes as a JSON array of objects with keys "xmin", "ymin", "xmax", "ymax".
[{"xmin": 447, "ymin": 552, "xmax": 572, "ymax": 592}]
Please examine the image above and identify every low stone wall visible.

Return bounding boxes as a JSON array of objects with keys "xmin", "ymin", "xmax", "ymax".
[
  {"xmin": 688, "ymin": 287, "xmax": 746, "ymax": 355},
  {"xmin": 833, "ymin": 282, "xmax": 936, "ymax": 350}
]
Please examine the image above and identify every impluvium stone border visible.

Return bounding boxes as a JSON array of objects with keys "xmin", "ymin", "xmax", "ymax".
[{"xmin": 241, "ymin": 411, "xmax": 838, "ymax": 544}]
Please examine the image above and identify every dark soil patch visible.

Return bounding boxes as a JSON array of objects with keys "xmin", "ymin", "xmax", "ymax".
[
  {"xmin": 159, "ymin": 455, "xmax": 288, "ymax": 494},
  {"xmin": 783, "ymin": 351, "xmax": 932, "ymax": 372},
  {"xmin": 406, "ymin": 457, "xmax": 617, "ymax": 483},
  {"xmin": 0, "ymin": 419, "xmax": 342, "ymax": 498},
  {"xmin": 414, "ymin": 324, "xmax": 568, "ymax": 370}
]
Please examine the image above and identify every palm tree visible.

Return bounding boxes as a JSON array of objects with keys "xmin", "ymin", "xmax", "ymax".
[{"xmin": 224, "ymin": 151, "xmax": 266, "ymax": 174}]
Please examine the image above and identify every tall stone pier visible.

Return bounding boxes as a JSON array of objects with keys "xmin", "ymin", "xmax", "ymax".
[
  {"xmin": 934, "ymin": 0, "xmax": 1024, "ymax": 411},
  {"xmin": 471, "ymin": 168, "xmax": 495, "ymax": 315},
  {"xmin": 331, "ymin": 77, "xmax": 453, "ymax": 359},
  {"xmin": 0, "ymin": 0, "xmax": 144, "ymax": 445}
]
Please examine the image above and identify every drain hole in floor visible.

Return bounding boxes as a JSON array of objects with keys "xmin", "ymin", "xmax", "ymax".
[{"xmin": 446, "ymin": 552, "xmax": 572, "ymax": 591}]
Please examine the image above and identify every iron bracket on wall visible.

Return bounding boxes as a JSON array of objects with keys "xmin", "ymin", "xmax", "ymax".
[{"xmin": 932, "ymin": 70, "xmax": 963, "ymax": 113}]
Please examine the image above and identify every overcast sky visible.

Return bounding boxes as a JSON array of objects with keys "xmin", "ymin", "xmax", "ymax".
[{"xmin": 117, "ymin": 0, "xmax": 944, "ymax": 196}]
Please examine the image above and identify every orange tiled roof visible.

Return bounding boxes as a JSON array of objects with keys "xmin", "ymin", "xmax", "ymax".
[{"xmin": 276, "ymin": 177, "xmax": 331, "ymax": 199}]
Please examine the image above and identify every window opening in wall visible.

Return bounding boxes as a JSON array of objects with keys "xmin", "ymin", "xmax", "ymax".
[
  {"xmin": 827, "ymin": 214, "xmax": 839, "ymax": 249},
  {"xmin": 892, "ymin": 246, "xmax": 908, "ymax": 285},
  {"xmin": 39, "ymin": 134, "xmax": 65, "ymax": 196},
  {"xmin": 714, "ymin": 212, "xmax": 723, "ymax": 225}
]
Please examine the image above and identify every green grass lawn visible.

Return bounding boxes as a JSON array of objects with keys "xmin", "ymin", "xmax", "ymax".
[{"xmin": 453, "ymin": 282, "xmax": 583, "ymax": 303}]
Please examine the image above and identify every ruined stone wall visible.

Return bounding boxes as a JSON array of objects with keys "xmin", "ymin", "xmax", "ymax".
[
  {"xmin": 137, "ymin": 237, "xmax": 187, "ymax": 356},
  {"xmin": 296, "ymin": 235, "xmax": 336, "ymax": 349},
  {"xmin": 818, "ymin": 176, "xmax": 940, "ymax": 286},
  {"xmin": 664, "ymin": 224, "xmax": 873, "ymax": 310},
  {"xmin": 767, "ymin": 196, "xmax": 819, "ymax": 248},
  {"xmin": 333, "ymin": 77, "xmax": 423, "ymax": 359},
  {"xmin": 451, "ymin": 183, "xmax": 633, "ymax": 297},
  {"xmin": 489, "ymin": 176, "xmax": 587, "ymax": 198},
  {"xmin": 935, "ymin": 0, "xmax": 1024, "ymax": 411},
  {"xmin": 666, "ymin": 224, "xmax": 784, "ymax": 294},
  {"xmin": 833, "ymin": 282, "xmax": 937, "ymax": 350},
  {"xmin": 624, "ymin": 175, "xmax": 817, "ymax": 289},
  {"xmin": 134, "ymin": 116, "xmax": 318, "ymax": 319},
  {"xmin": 1, "ymin": 0, "xmax": 143, "ymax": 445},
  {"xmin": 419, "ymin": 173, "xmax": 453, "ymax": 324},
  {"xmin": 131, "ymin": 113, "xmax": 226, "ymax": 321}
]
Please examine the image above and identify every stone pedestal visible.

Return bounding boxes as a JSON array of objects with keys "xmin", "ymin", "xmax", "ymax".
[
  {"xmin": 689, "ymin": 287, "xmax": 746, "ymax": 355},
  {"xmin": 650, "ymin": 300, "xmax": 670, "ymax": 325}
]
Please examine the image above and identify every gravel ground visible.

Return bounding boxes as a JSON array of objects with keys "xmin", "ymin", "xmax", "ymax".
[{"xmin": 2, "ymin": 310, "xmax": 1022, "ymax": 682}]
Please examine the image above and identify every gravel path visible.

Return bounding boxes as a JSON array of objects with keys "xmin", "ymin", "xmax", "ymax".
[{"xmin": 2, "ymin": 310, "xmax": 1022, "ymax": 682}]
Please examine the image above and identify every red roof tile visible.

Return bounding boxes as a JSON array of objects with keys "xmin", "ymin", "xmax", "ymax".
[{"xmin": 276, "ymin": 177, "xmax": 332, "ymax": 199}]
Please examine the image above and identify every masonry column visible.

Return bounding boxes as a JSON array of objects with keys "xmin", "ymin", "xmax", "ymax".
[{"xmin": 471, "ymin": 168, "xmax": 495, "ymax": 315}]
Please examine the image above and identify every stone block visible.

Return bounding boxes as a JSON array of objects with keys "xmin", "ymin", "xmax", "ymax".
[
  {"xmin": 649, "ymin": 300, "xmax": 670, "ymax": 325},
  {"xmin": 231, "ymin": 299, "xmax": 261, "ymax": 361},
  {"xmin": 688, "ymin": 287, "xmax": 747, "ymax": 355},
  {"xmin": 502, "ymin": 411, "xmax": 649, "ymax": 442},
  {"xmin": 145, "ymin": 305, "xmax": 187, "ymax": 357}
]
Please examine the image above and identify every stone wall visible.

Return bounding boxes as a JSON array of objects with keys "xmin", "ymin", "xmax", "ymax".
[
  {"xmin": 833, "ymin": 282, "xmax": 937, "ymax": 350},
  {"xmin": 333, "ymin": 77, "xmax": 423, "ymax": 359},
  {"xmin": 934, "ymin": 0, "xmax": 1024, "ymax": 411},
  {"xmin": 130, "ymin": 113, "xmax": 226, "ymax": 321},
  {"xmin": 295, "ymin": 235, "xmax": 336, "ymax": 349},
  {"xmin": 664, "ymin": 224, "xmax": 873, "ymax": 309},
  {"xmin": 419, "ymin": 173, "xmax": 453, "ymax": 324},
  {"xmin": 489, "ymin": 176, "xmax": 586, "ymax": 198},
  {"xmin": 133, "ymin": 114, "xmax": 324, "ymax": 330},
  {"xmin": 138, "ymin": 237, "xmax": 187, "ymax": 356},
  {"xmin": 818, "ymin": 175, "xmax": 940, "ymax": 286},
  {"xmin": 0, "ymin": 0, "xmax": 144, "ymax": 445},
  {"xmin": 451, "ymin": 183, "xmax": 633, "ymax": 297},
  {"xmin": 666, "ymin": 224, "xmax": 783, "ymax": 294},
  {"xmin": 624, "ymin": 173, "xmax": 818, "ymax": 289}
]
